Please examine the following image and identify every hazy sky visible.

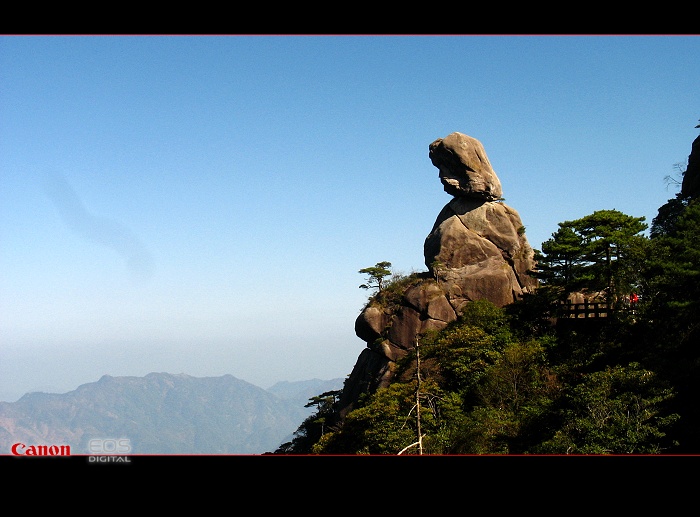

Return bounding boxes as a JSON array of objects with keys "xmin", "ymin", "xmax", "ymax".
[{"xmin": 1, "ymin": 35, "xmax": 698, "ymax": 402}]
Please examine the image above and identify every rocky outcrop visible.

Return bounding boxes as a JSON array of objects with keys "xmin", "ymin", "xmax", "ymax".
[
  {"xmin": 334, "ymin": 132, "xmax": 538, "ymax": 422},
  {"xmin": 681, "ymin": 134, "xmax": 700, "ymax": 199}
]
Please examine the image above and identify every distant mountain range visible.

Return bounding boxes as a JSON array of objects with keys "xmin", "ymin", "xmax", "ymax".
[{"xmin": 0, "ymin": 372, "xmax": 344, "ymax": 455}]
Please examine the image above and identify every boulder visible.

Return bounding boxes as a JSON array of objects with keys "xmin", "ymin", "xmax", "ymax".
[{"xmin": 429, "ymin": 132, "xmax": 503, "ymax": 200}]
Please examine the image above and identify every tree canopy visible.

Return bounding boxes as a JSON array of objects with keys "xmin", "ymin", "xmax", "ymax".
[
  {"xmin": 358, "ymin": 261, "xmax": 392, "ymax": 293},
  {"xmin": 534, "ymin": 209, "xmax": 648, "ymax": 305}
]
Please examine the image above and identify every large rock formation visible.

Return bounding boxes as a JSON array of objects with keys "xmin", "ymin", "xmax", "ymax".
[{"xmin": 334, "ymin": 132, "xmax": 538, "ymax": 422}]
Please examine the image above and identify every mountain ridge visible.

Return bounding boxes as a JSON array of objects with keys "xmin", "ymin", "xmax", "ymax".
[{"xmin": 0, "ymin": 372, "xmax": 344, "ymax": 455}]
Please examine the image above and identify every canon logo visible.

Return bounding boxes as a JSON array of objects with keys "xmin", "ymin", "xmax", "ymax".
[{"xmin": 11, "ymin": 442, "xmax": 71, "ymax": 456}]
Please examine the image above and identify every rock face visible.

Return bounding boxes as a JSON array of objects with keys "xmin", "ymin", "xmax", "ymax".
[
  {"xmin": 681, "ymin": 134, "xmax": 700, "ymax": 199},
  {"xmin": 334, "ymin": 132, "xmax": 538, "ymax": 422}
]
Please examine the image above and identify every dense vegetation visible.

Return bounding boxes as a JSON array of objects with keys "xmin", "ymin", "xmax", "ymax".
[{"xmin": 276, "ymin": 131, "xmax": 700, "ymax": 455}]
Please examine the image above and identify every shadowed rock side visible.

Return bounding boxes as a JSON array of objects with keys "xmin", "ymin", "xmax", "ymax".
[
  {"xmin": 681, "ymin": 134, "xmax": 700, "ymax": 199},
  {"xmin": 334, "ymin": 132, "xmax": 538, "ymax": 422}
]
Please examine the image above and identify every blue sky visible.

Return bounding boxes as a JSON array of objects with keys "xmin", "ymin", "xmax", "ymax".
[{"xmin": 1, "ymin": 35, "xmax": 698, "ymax": 402}]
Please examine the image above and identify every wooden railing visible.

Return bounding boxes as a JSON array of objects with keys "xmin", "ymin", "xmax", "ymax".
[{"xmin": 560, "ymin": 301, "xmax": 611, "ymax": 319}]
